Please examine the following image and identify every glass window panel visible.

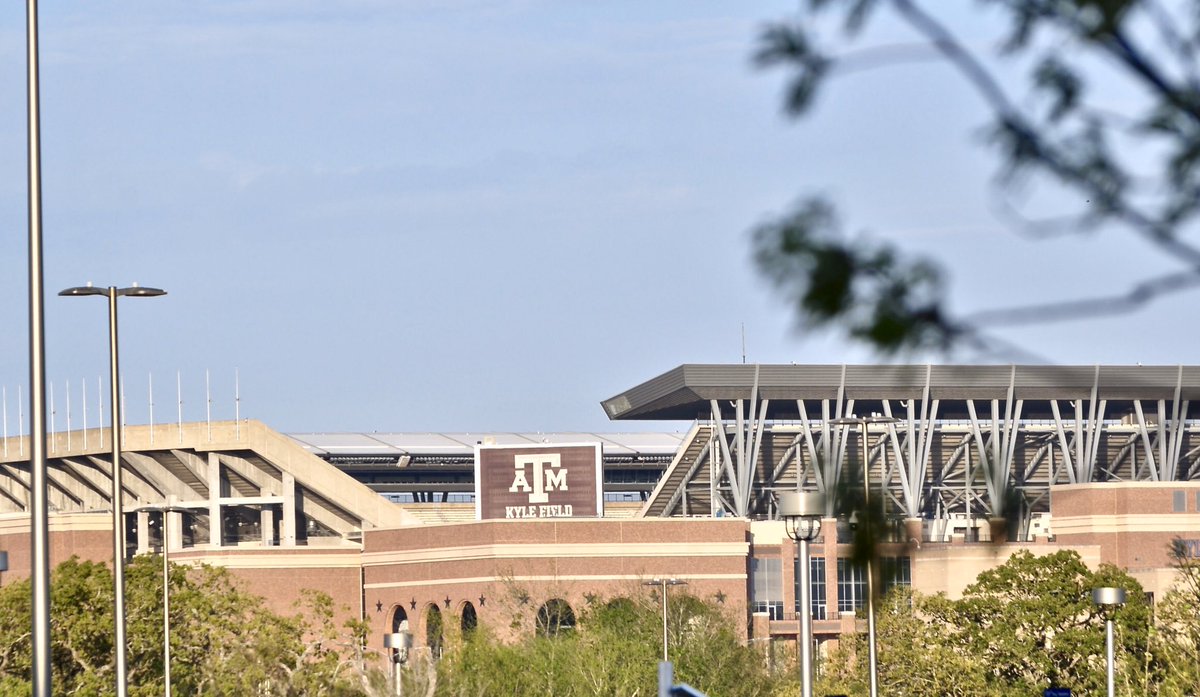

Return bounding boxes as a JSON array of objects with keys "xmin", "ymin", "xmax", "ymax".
[
  {"xmin": 794, "ymin": 556, "xmax": 827, "ymax": 620},
  {"xmin": 881, "ymin": 556, "xmax": 912, "ymax": 596},
  {"xmin": 836, "ymin": 558, "xmax": 866, "ymax": 614},
  {"xmin": 752, "ymin": 558, "xmax": 784, "ymax": 620}
]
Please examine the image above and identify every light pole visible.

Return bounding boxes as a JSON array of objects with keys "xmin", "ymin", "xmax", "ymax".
[
  {"xmin": 25, "ymin": 1, "xmax": 52, "ymax": 694},
  {"xmin": 780, "ymin": 491, "xmax": 825, "ymax": 697},
  {"xmin": 644, "ymin": 578, "xmax": 688, "ymax": 663},
  {"xmin": 132, "ymin": 503, "xmax": 190, "ymax": 697},
  {"xmin": 1092, "ymin": 587, "xmax": 1127, "ymax": 697},
  {"xmin": 383, "ymin": 631, "xmax": 413, "ymax": 697},
  {"xmin": 831, "ymin": 414, "xmax": 899, "ymax": 697},
  {"xmin": 60, "ymin": 283, "xmax": 166, "ymax": 697}
]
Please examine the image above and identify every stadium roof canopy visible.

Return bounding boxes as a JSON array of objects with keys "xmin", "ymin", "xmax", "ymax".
[
  {"xmin": 287, "ymin": 432, "xmax": 685, "ymax": 459},
  {"xmin": 601, "ymin": 364, "xmax": 1200, "ymax": 422}
]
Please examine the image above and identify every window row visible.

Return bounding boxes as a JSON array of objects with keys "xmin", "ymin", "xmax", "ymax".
[{"xmin": 748, "ymin": 555, "xmax": 912, "ymax": 620}]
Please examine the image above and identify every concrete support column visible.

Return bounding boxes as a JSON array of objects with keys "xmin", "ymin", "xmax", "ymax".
[
  {"xmin": 136, "ymin": 510, "xmax": 150, "ymax": 555},
  {"xmin": 903, "ymin": 518, "xmax": 924, "ymax": 545},
  {"xmin": 207, "ymin": 453, "xmax": 221, "ymax": 547},
  {"xmin": 165, "ymin": 496, "xmax": 182, "ymax": 553},
  {"xmin": 281, "ymin": 473, "xmax": 296, "ymax": 547},
  {"xmin": 259, "ymin": 488, "xmax": 274, "ymax": 546}
]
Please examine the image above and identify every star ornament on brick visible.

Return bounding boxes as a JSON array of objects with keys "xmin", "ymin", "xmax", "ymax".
[
  {"xmin": 375, "ymin": 600, "xmax": 383, "ymax": 613},
  {"xmin": 409, "ymin": 598, "xmax": 417, "ymax": 611},
  {"xmin": 715, "ymin": 590, "xmax": 727, "ymax": 604}
]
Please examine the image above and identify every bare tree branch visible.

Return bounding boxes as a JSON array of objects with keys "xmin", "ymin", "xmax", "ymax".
[{"xmin": 963, "ymin": 269, "xmax": 1200, "ymax": 326}]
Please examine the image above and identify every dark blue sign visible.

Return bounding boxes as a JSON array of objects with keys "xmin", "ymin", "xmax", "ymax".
[{"xmin": 1044, "ymin": 689, "xmax": 1071, "ymax": 697}]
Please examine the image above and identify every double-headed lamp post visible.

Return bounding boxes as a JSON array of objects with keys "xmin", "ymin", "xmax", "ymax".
[
  {"xmin": 1092, "ymin": 587, "xmax": 1127, "ymax": 697},
  {"xmin": 831, "ymin": 414, "xmax": 899, "ymax": 697},
  {"xmin": 644, "ymin": 578, "xmax": 688, "ymax": 663},
  {"xmin": 780, "ymin": 491, "xmax": 825, "ymax": 697},
  {"xmin": 60, "ymin": 282, "xmax": 166, "ymax": 697},
  {"xmin": 132, "ymin": 502, "xmax": 190, "ymax": 697}
]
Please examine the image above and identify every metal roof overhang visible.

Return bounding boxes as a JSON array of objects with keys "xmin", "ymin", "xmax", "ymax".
[{"xmin": 601, "ymin": 364, "xmax": 1200, "ymax": 421}]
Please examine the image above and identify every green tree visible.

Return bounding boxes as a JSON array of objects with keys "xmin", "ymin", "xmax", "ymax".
[
  {"xmin": 923, "ymin": 550, "xmax": 1151, "ymax": 695},
  {"xmin": 0, "ymin": 556, "xmax": 374, "ymax": 696},
  {"xmin": 1151, "ymin": 540, "xmax": 1200, "ymax": 696},
  {"xmin": 753, "ymin": 0, "xmax": 1200, "ymax": 354},
  {"xmin": 434, "ymin": 592, "xmax": 782, "ymax": 697},
  {"xmin": 816, "ymin": 588, "xmax": 1000, "ymax": 697},
  {"xmin": 816, "ymin": 551, "xmax": 1151, "ymax": 696}
]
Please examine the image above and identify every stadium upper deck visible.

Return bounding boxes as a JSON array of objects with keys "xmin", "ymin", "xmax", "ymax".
[{"xmin": 288, "ymin": 431, "xmax": 683, "ymax": 504}]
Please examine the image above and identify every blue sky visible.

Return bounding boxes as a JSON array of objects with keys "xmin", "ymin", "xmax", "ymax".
[{"xmin": 0, "ymin": 2, "xmax": 1191, "ymax": 434}]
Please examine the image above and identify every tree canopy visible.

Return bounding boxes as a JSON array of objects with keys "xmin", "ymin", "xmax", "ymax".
[
  {"xmin": 818, "ymin": 550, "xmax": 1157, "ymax": 696},
  {"xmin": 0, "ymin": 556, "xmax": 374, "ymax": 696},
  {"xmin": 433, "ymin": 591, "xmax": 781, "ymax": 697}
]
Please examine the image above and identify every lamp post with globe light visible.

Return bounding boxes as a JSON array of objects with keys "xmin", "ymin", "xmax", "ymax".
[
  {"xmin": 383, "ymin": 630, "xmax": 413, "ymax": 697},
  {"xmin": 1092, "ymin": 587, "xmax": 1127, "ymax": 697},
  {"xmin": 780, "ymin": 491, "xmax": 825, "ymax": 697}
]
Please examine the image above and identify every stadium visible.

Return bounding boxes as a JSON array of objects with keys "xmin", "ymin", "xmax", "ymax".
[{"xmin": 0, "ymin": 363, "xmax": 1198, "ymax": 659}]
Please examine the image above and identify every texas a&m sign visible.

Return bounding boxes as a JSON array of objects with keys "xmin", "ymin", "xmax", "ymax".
[{"xmin": 474, "ymin": 443, "xmax": 604, "ymax": 520}]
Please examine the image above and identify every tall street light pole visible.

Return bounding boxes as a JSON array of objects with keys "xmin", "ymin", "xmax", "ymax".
[
  {"xmin": 60, "ymin": 283, "xmax": 166, "ymax": 697},
  {"xmin": 780, "ymin": 491, "xmax": 824, "ymax": 697},
  {"xmin": 832, "ymin": 414, "xmax": 898, "ymax": 697},
  {"xmin": 25, "ymin": 1, "xmax": 51, "ymax": 693},
  {"xmin": 132, "ymin": 502, "xmax": 190, "ymax": 697},
  {"xmin": 644, "ymin": 578, "xmax": 687, "ymax": 663}
]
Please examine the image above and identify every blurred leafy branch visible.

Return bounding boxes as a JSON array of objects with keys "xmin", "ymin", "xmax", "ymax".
[{"xmin": 753, "ymin": 0, "xmax": 1200, "ymax": 355}]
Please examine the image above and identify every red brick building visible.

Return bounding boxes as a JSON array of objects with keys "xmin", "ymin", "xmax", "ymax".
[{"xmin": 0, "ymin": 364, "xmax": 1198, "ymax": 661}]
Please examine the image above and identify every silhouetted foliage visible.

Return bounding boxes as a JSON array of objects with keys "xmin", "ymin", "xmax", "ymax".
[{"xmin": 754, "ymin": 0, "xmax": 1200, "ymax": 354}]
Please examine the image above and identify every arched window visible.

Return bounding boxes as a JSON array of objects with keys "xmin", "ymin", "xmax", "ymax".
[
  {"xmin": 391, "ymin": 606, "xmax": 409, "ymax": 633},
  {"xmin": 535, "ymin": 598, "xmax": 576, "ymax": 638},
  {"xmin": 460, "ymin": 601, "xmax": 478, "ymax": 636},
  {"xmin": 425, "ymin": 604, "xmax": 444, "ymax": 658}
]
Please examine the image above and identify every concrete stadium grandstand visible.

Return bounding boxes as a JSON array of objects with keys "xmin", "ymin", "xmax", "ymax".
[{"xmin": 1, "ymin": 363, "xmax": 1199, "ymax": 659}]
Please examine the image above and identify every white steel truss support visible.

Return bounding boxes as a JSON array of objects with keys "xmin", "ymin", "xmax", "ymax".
[
  {"xmin": 706, "ymin": 367, "xmax": 773, "ymax": 518},
  {"xmin": 646, "ymin": 366, "xmax": 1200, "ymax": 524},
  {"xmin": 964, "ymin": 369, "xmax": 1024, "ymax": 518},
  {"xmin": 880, "ymin": 369, "xmax": 938, "ymax": 519},
  {"xmin": 1133, "ymin": 401, "xmax": 1161, "ymax": 481},
  {"xmin": 709, "ymin": 400, "xmax": 741, "ymax": 516}
]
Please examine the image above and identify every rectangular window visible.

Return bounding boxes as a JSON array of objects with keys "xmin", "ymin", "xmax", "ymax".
[
  {"xmin": 751, "ymin": 558, "xmax": 784, "ymax": 620},
  {"xmin": 794, "ymin": 557, "xmax": 827, "ymax": 620},
  {"xmin": 1174, "ymin": 490, "xmax": 1186, "ymax": 512},
  {"xmin": 1195, "ymin": 491, "xmax": 1200, "ymax": 512},
  {"xmin": 836, "ymin": 558, "xmax": 867, "ymax": 614},
  {"xmin": 811, "ymin": 557, "xmax": 827, "ymax": 620},
  {"xmin": 881, "ymin": 556, "xmax": 912, "ymax": 596}
]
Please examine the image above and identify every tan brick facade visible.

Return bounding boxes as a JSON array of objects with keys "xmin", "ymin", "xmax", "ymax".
[{"xmin": 2, "ymin": 480, "xmax": 1198, "ymax": 662}]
